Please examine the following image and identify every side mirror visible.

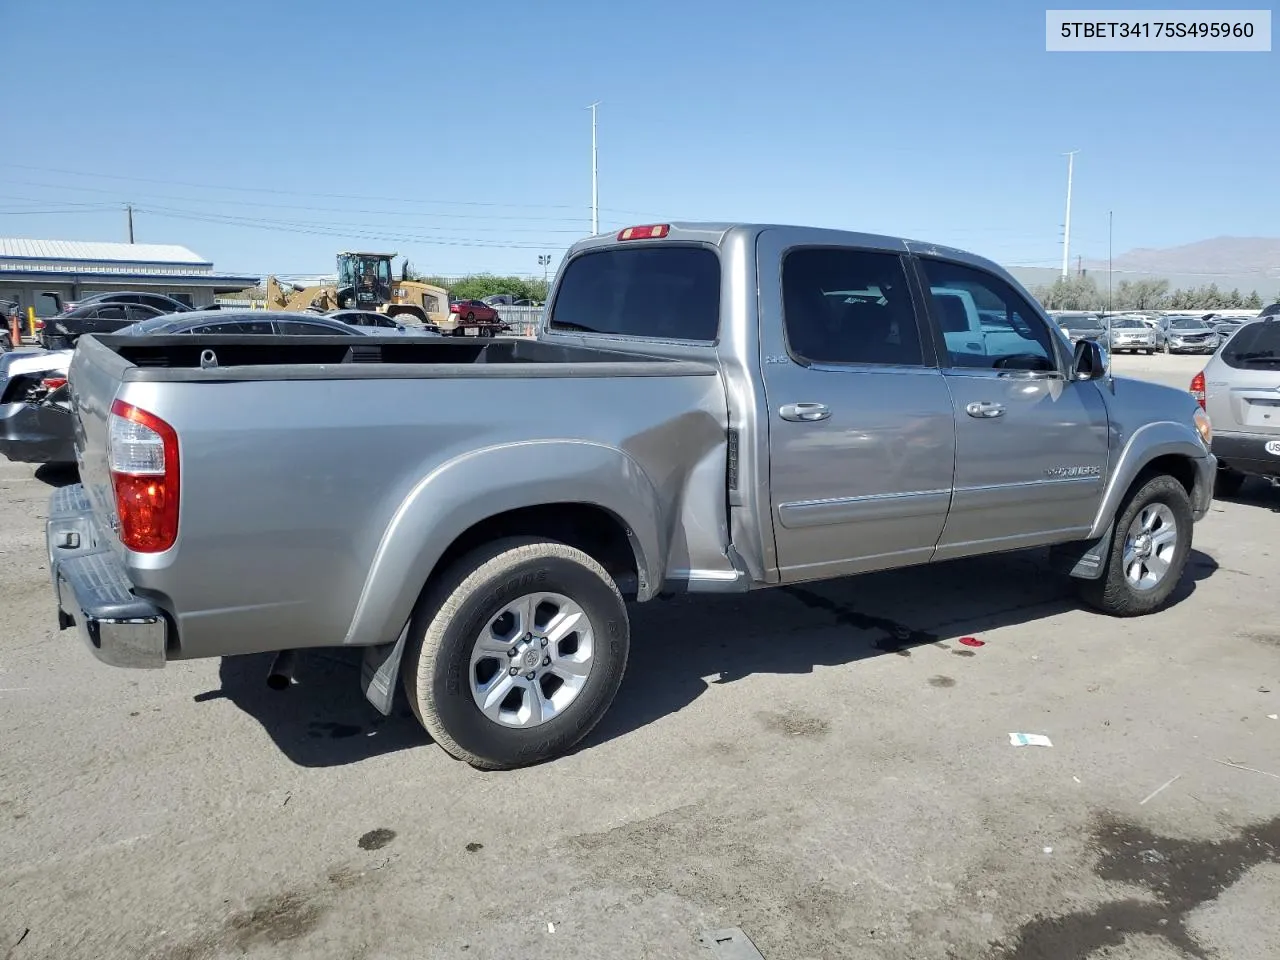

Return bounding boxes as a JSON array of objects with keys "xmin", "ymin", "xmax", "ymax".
[{"xmin": 1073, "ymin": 339, "xmax": 1107, "ymax": 380}]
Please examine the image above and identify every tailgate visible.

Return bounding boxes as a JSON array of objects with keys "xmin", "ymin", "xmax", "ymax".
[
  {"xmin": 1231, "ymin": 386, "xmax": 1280, "ymax": 432},
  {"xmin": 66, "ymin": 337, "xmax": 132, "ymax": 554}
]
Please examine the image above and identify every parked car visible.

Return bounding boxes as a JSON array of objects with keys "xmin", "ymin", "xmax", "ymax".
[
  {"xmin": 1196, "ymin": 316, "xmax": 1280, "ymax": 496},
  {"xmin": 40, "ymin": 301, "xmax": 167, "ymax": 350},
  {"xmin": 60, "ymin": 291, "xmax": 195, "ymax": 316},
  {"xmin": 1162, "ymin": 317, "xmax": 1220, "ymax": 354},
  {"xmin": 481, "ymin": 294, "xmax": 516, "ymax": 307},
  {"xmin": 0, "ymin": 348, "xmax": 74, "ymax": 463},
  {"xmin": 1056, "ymin": 313, "xmax": 1107, "ymax": 344},
  {"xmin": 326, "ymin": 309, "xmax": 442, "ymax": 336},
  {"xmin": 2, "ymin": 311, "xmax": 367, "ymax": 466},
  {"xmin": 1105, "ymin": 316, "xmax": 1159, "ymax": 354},
  {"xmin": 450, "ymin": 299, "xmax": 500, "ymax": 322},
  {"xmin": 114, "ymin": 310, "xmax": 370, "ymax": 338},
  {"xmin": 46, "ymin": 222, "xmax": 1217, "ymax": 770}
]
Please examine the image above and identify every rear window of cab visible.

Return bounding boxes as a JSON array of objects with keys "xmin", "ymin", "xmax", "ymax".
[{"xmin": 549, "ymin": 245, "xmax": 720, "ymax": 341}]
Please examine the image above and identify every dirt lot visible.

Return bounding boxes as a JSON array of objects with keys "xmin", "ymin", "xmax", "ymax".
[{"xmin": 1, "ymin": 354, "xmax": 1277, "ymax": 960}]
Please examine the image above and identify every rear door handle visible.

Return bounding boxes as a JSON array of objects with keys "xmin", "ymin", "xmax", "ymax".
[
  {"xmin": 779, "ymin": 402, "xmax": 831, "ymax": 422},
  {"xmin": 966, "ymin": 401, "xmax": 1006, "ymax": 419}
]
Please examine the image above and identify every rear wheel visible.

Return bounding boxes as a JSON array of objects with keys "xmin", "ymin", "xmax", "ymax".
[
  {"xmin": 1214, "ymin": 467, "xmax": 1247, "ymax": 498},
  {"xmin": 1077, "ymin": 473, "xmax": 1193, "ymax": 617},
  {"xmin": 402, "ymin": 537, "xmax": 630, "ymax": 770}
]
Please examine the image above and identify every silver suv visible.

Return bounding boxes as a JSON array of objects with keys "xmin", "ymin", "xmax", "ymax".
[{"xmin": 1198, "ymin": 316, "xmax": 1280, "ymax": 495}]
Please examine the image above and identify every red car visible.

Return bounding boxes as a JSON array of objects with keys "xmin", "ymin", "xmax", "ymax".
[{"xmin": 449, "ymin": 299, "xmax": 499, "ymax": 322}]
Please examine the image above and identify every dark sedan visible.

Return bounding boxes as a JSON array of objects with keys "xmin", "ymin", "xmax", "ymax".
[
  {"xmin": 40, "ymin": 301, "xmax": 167, "ymax": 349},
  {"xmin": 61, "ymin": 290, "xmax": 195, "ymax": 316},
  {"xmin": 2, "ymin": 311, "xmax": 366, "ymax": 466}
]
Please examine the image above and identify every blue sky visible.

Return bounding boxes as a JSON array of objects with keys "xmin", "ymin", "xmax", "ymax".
[{"xmin": 1, "ymin": 0, "xmax": 1274, "ymax": 277}]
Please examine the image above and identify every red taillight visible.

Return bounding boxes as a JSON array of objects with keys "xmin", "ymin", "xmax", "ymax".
[
  {"xmin": 34, "ymin": 319, "xmax": 45, "ymax": 330},
  {"xmin": 108, "ymin": 399, "xmax": 179, "ymax": 553},
  {"xmin": 1190, "ymin": 371, "xmax": 1206, "ymax": 409},
  {"xmin": 41, "ymin": 376, "xmax": 67, "ymax": 391},
  {"xmin": 449, "ymin": 304, "xmax": 460, "ymax": 313},
  {"xmin": 617, "ymin": 224, "xmax": 669, "ymax": 241}
]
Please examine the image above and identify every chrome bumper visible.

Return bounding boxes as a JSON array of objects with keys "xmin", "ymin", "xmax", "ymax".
[{"xmin": 47, "ymin": 484, "xmax": 168, "ymax": 669}]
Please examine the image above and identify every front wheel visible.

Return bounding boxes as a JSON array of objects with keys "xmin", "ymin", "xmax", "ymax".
[
  {"xmin": 403, "ymin": 537, "xmax": 630, "ymax": 770},
  {"xmin": 1077, "ymin": 474, "xmax": 1193, "ymax": 617}
]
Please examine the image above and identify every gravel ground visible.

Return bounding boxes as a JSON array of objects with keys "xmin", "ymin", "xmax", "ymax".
[{"xmin": 1, "ymin": 353, "xmax": 1277, "ymax": 960}]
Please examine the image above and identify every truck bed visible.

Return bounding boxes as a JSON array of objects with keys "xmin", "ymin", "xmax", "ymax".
[
  {"xmin": 66, "ymin": 334, "xmax": 732, "ymax": 662},
  {"xmin": 93, "ymin": 333, "xmax": 711, "ymax": 381}
]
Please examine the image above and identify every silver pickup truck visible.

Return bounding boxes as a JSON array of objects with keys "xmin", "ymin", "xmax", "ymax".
[{"xmin": 48, "ymin": 223, "xmax": 1216, "ymax": 769}]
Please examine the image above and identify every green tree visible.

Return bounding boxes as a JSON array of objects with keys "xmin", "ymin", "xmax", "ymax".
[
  {"xmin": 1227, "ymin": 288, "xmax": 1244, "ymax": 308},
  {"xmin": 1031, "ymin": 275, "xmax": 1102, "ymax": 310},
  {"xmin": 1245, "ymin": 290, "xmax": 1264, "ymax": 309},
  {"xmin": 422, "ymin": 273, "xmax": 548, "ymax": 304}
]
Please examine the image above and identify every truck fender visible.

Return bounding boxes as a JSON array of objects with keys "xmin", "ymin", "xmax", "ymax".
[
  {"xmin": 1086, "ymin": 419, "xmax": 1207, "ymax": 540},
  {"xmin": 343, "ymin": 440, "xmax": 666, "ymax": 652}
]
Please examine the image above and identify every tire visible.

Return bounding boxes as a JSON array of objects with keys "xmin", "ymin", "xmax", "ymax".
[
  {"xmin": 1214, "ymin": 467, "xmax": 1247, "ymax": 499},
  {"xmin": 1077, "ymin": 473, "xmax": 1193, "ymax": 617},
  {"xmin": 1145, "ymin": 349, "xmax": 1153, "ymax": 355},
  {"xmin": 465, "ymin": 311, "xmax": 475, "ymax": 321},
  {"xmin": 402, "ymin": 537, "xmax": 630, "ymax": 770}
]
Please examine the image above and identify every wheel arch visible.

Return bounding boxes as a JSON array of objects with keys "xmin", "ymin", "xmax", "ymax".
[
  {"xmin": 345, "ymin": 440, "xmax": 667, "ymax": 652},
  {"xmin": 1088, "ymin": 421, "xmax": 1208, "ymax": 540}
]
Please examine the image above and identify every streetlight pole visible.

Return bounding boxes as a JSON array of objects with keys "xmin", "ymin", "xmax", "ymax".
[
  {"xmin": 538, "ymin": 254, "xmax": 552, "ymax": 285},
  {"xmin": 588, "ymin": 101, "xmax": 600, "ymax": 235},
  {"xmin": 1061, "ymin": 150, "xmax": 1078, "ymax": 278}
]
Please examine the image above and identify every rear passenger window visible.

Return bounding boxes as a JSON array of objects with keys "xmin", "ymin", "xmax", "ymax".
[
  {"xmin": 782, "ymin": 248, "xmax": 925, "ymax": 366},
  {"xmin": 918, "ymin": 259, "xmax": 1056, "ymax": 371},
  {"xmin": 1219, "ymin": 320, "xmax": 1280, "ymax": 369},
  {"xmin": 550, "ymin": 246, "xmax": 720, "ymax": 340}
]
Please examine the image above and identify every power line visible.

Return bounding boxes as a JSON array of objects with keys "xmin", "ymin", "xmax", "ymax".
[
  {"xmin": 0, "ymin": 161, "xmax": 654, "ymax": 216},
  {"xmin": 4, "ymin": 178, "xmax": 598, "ymax": 224},
  {"xmin": 138, "ymin": 206, "xmax": 573, "ymax": 251}
]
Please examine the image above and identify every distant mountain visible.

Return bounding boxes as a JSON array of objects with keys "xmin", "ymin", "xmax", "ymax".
[{"xmin": 1085, "ymin": 236, "xmax": 1280, "ymax": 278}]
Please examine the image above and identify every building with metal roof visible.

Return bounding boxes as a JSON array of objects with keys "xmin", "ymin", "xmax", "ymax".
[{"xmin": 0, "ymin": 238, "xmax": 259, "ymax": 316}]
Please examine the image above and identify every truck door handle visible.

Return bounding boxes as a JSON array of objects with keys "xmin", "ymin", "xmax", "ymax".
[
  {"xmin": 966, "ymin": 401, "xmax": 1006, "ymax": 419},
  {"xmin": 779, "ymin": 402, "xmax": 831, "ymax": 422}
]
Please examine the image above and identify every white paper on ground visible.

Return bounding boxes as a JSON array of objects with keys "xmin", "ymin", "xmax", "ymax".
[{"xmin": 1009, "ymin": 733, "xmax": 1053, "ymax": 747}]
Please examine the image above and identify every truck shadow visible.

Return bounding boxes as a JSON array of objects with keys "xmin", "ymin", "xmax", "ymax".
[
  {"xmin": 1217, "ymin": 478, "xmax": 1280, "ymax": 512},
  {"xmin": 584, "ymin": 546, "xmax": 1219, "ymax": 753},
  {"xmin": 33, "ymin": 463, "xmax": 78, "ymax": 487},
  {"xmin": 196, "ymin": 650, "xmax": 428, "ymax": 767},
  {"xmin": 197, "ymin": 547, "xmax": 1217, "ymax": 768}
]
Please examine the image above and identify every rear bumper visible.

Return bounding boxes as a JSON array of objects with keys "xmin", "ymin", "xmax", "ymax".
[
  {"xmin": 1212, "ymin": 432, "xmax": 1280, "ymax": 479},
  {"xmin": 47, "ymin": 484, "xmax": 169, "ymax": 669},
  {"xmin": 0, "ymin": 401, "xmax": 76, "ymax": 463}
]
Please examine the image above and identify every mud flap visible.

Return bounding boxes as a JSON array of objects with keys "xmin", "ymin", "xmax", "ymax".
[
  {"xmin": 1048, "ymin": 522, "xmax": 1114, "ymax": 581},
  {"xmin": 360, "ymin": 620, "xmax": 410, "ymax": 715}
]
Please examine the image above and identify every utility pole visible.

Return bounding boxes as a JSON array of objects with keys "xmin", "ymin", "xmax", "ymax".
[
  {"xmin": 588, "ymin": 101, "xmax": 600, "ymax": 235},
  {"xmin": 1076, "ymin": 254, "xmax": 1082, "ymax": 277},
  {"xmin": 1061, "ymin": 150, "xmax": 1078, "ymax": 278},
  {"xmin": 126, "ymin": 203, "xmax": 135, "ymax": 243}
]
